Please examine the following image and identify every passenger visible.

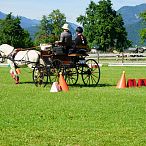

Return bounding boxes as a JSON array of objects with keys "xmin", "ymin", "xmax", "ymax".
[
  {"xmin": 74, "ymin": 27, "xmax": 87, "ymax": 47},
  {"xmin": 71, "ymin": 26, "xmax": 87, "ymax": 54},
  {"xmin": 55, "ymin": 23, "xmax": 72, "ymax": 54}
]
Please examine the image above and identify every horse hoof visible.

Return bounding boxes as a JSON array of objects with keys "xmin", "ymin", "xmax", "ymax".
[{"xmin": 15, "ymin": 76, "xmax": 19, "ymax": 84}]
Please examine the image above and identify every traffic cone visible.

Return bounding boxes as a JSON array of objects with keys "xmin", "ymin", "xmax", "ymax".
[
  {"xmin": 116, "ymin": 71, "xmax": 127, "ymax": 88},
  {"xmin": 50, "ymin": 82, "xmax": 61, "ymax": 92},
  {"xmin": 137, "ymin": 79, "xmax": 146, "ymax": 87},
  {"xmin": 59, "ymin": 72, "xmax": 69, "ymax": 92},
  {"xmin": 127, "ymin": 79, "xmax": 137, "ymax": 87}
]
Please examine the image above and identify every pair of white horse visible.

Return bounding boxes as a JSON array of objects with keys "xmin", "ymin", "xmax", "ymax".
[{"xmin": 0, "ymin": 44, "xmax": 45, "ymax": 84}]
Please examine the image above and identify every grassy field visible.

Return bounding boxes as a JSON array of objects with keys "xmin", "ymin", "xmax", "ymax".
[{"xmin": 1, "ymin": 66, "xmax": 146, "ymax": 146}]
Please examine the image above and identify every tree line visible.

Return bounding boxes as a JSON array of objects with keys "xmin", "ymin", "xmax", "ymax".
[{"xmin": 0, "ymin": 0, "xmax": 145, "ymax": 52}]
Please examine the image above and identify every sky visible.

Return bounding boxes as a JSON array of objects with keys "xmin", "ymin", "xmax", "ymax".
[{"xmin": 0, "ymin": 0, "xmax": 146, "ymax": 24}]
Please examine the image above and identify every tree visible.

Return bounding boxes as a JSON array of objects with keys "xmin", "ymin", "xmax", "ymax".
[
  {"xmin": 139, "ymin": 11, "xmax": 146, "ymax": 44},
  {"xmin": 0, "ymin": 13, "xmax": 33, "ymax": 48},
  {"xmin": 34, "ymin": 9, "xmax": 66, "ymax": 45},
  {"xmin": 77, "ymin": 0, "xmax": 131, "ymax": 52},
  {"xmin": 48, "ymin": 9, "xmax": 66, "ymax": 39},
  {"xmin": 34, "ymin": 15, "xmax": 53, "ymax": 45}
]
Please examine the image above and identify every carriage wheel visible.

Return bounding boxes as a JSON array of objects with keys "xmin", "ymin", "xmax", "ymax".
[
  {"xmin": 32, "ymin": 64, "xmax": 48, "ymax": 87},
  {"xmin": 81, "ymin": 59, "xmax": 100, "ymax": 86},
  {"xmin": 64, "ymin": 66, "xmax": 78, "ymax": 85},
  {"xmin": 44, "ymin": 60, "xmax": 52, "ymax": 84},
  {"xmin": 49, "ymin": 59, "xmax": 65, "ymax": 83}
]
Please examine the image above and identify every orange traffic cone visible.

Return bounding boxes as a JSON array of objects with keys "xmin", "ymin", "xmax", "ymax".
[
  {"xmin": 116, "ymin": 71, "xmax": 127, "ymax": 88},
  {"xmin": 59, "ymin": 72, "xmax": 69, "ymax": 92}
]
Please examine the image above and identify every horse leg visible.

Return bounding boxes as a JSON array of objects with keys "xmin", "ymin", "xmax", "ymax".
[
  {"xmin": 11, "ymin": 69, "xmax": 19, "ymax": 84},
  {"xmin": 8, "ymin": 60, "xmax": 20, "ymax": 84},
  {"xmin": 10, "ymin": 69, "xmax": 15, "ymax": 79}
]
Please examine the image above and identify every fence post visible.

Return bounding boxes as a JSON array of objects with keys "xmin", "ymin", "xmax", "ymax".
[
  {"xmin": 122, "ymin": 52, "xmax": 124, "ymax": 63},
  {"xmin": 97, "ymin": 51, "xmax": 99, "ymax": 63}
]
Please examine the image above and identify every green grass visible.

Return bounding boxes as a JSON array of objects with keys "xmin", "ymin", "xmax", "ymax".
[{"xmin": 1, "ymin": 66, "xmax": 146, "ymax": 146}]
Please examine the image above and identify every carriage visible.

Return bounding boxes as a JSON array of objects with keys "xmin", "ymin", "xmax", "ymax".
[
  {"xmin": 32, "ymin": 44, "xmax": 100, "ymax": 87},
  {"xmin": 0, "ymin": 43, "xmax": 100, "ymax": 86}
]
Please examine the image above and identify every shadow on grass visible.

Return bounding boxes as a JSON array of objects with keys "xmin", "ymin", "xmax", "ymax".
[
  {"xmin": 98, "ymin": 83, "xmax": 115, "ymax": 87},
  {"xmin": 19, "ymin": 81, "xmax": 50, "ymax": 88},
  {"xmin": 19, "ymin": 81, "xmax": 34, "ymax": 84},
  {"xmin": 68, "ymin": 83, "xmax": 114, "ymax": 88},
  {"xmin": 18, "ymin": 81, "xmax": 115, "ymax": 88}
]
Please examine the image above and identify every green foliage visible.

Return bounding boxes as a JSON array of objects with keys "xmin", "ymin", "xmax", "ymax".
[
  {"xmin": 140, "ymin": 28, "xmax": 146, "ymax": 44},
  {"xmin": 34, "ymin": 9, "xmax": 66, "ymax": 45},
  {"xmin": 48, "ymin": 9, "xmax": 66, "ymax": 39},
  {"xmin": 77, "ymin": 0, "xmax": 131, "ymax": 52},
  {"xmin": 34, "ymin": 15, "xmax": 53, "ymax": 45},
  {"xmin": 139, "ymin": 11, "xmax": 146, "ymax": 43},
  {"xmin": 0, "ymin": 13, "xmax": 33, "ymax": 48}
]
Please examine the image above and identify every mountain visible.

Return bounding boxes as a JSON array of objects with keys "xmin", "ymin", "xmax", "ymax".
[
  {"xmin": 19, "ymin": 16, "xmax": 39, "ymax": 28},
  {"xmin": 118, "ymin": 3, "xmax": 146, "ymax": 46},
  {"xmin": 118, "ymin": 4, "xmax": 146, "ymax": 25},
  {"xmin": 0, "ymin": 11, "xmax": 40, "ymax": 28},
  {"xmin": 0, "ymin": 11, "xmax": 6, "ymax": 19}
]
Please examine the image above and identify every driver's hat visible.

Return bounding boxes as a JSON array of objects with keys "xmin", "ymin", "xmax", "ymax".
[{"xmin": 62, "ymin": 23, "xmax": 69, "ymax": 30}]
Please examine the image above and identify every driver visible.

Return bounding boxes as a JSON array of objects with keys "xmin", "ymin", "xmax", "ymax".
[{"xmin": 55, "ymin": 23, "xmax": 72, "ymax": 54}]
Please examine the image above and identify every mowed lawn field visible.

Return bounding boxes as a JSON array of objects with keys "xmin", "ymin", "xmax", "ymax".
[{"xmin": 1, "ymin": 66, "xmax": 146, "ymax": 146}]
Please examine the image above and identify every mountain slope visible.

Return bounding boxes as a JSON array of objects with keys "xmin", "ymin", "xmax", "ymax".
[
  {"xmin": 118, "ymin": 3, "xmax": 146, "ymax": 25},
  {"xmin": 118, "ymin": 3, "xmax": 146, "ymax": 46},
  {"xmin": 0, "ymin": 12, "xmax": 40, "ymax": 28},
  {"xmin": 0, "ymin": 11, "xmax": 6, "ymax": 19}
]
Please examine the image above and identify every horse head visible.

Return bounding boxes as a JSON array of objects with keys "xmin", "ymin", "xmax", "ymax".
[
  {"xmin": 0, "ymin": 44, "xmax": 14, "ymax": 63},
  {"xmin": 0, "ymin": 44, "xmax": 14, "ymax": 57}
]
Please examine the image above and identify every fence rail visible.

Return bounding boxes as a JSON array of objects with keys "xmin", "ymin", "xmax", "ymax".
[{"xmin": 87, "ymin": 53, "xmax": 146, "ymax": 64}]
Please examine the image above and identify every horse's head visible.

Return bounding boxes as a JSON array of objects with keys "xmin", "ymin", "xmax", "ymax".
[
  {"xmin": 0, "ymin": 44, "xmax": 14, "ymax": 62},
  {"xmin": 0, "ymin": 44, "xmax": 14, "ymax": 56}
]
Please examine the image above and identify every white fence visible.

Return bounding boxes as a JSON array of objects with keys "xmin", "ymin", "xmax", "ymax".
[
  {"xmin": 87, "ymin": 53, "xmax": 146, "ymax": 62},
  {"xmin": 86, "ymin": 53, "xmax": 146, "ymax": 66}
]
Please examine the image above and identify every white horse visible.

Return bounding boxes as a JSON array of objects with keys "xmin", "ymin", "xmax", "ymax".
[{"xmin": 0, "ymin": 44, "xmax": 44, "ymax": 84}]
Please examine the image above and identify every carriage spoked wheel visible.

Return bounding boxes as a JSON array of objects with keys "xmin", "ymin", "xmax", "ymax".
[
  {"xmin": 64, "ymin": 66, "xmax": 78, "ymax": 85},
  {"xmin": 81, "ymin": 59, "xmax": 100, "ymax": 86},
  {"xmin": 32, "ymin": 64, "xmax": 48, "ymax": 87},
  {"xmin": 49, "ymin": 59, "xmax": 65, "ymax": 83}
]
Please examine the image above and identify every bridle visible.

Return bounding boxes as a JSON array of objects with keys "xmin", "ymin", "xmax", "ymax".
[{"xmin": 0, "ymin": 50, "xmax": 6, "ymax": 63}]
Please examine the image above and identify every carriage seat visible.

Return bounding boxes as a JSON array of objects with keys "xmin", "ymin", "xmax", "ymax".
[
  {"xmin": 68, "ymin": 45, "xmax": 89, "ymax": 55},
  {"xmin": 40, "ymin": 43, "xmax": 52, "ymax": 51}
]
